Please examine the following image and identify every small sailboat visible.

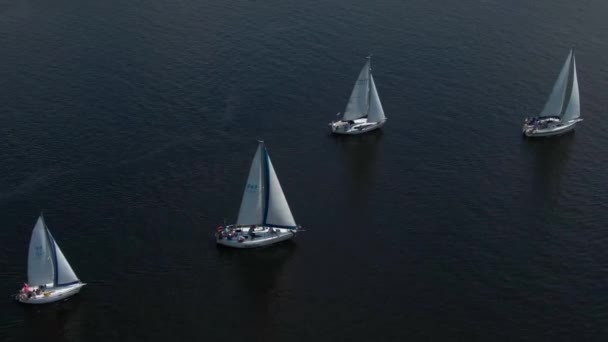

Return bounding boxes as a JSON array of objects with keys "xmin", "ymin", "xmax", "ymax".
[
  {"xmin": 16, "ymin": 215, "xmax": 85, "ymax": 304},
  {"xmin": 523, "ymin": 49, "xmax": 582, "ymax": 137},
  {"xmin": 216, "ymin": 141, "xmax": 301, "ymax": 248},
  {"xmin": 329, "ymin": 56, "xmax": 387, "ymax": 134}
]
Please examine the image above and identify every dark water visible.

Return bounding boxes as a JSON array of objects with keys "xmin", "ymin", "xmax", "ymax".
[{"xmin": 1, "ymin": 0, "xmax": 608, "ymax": 340}]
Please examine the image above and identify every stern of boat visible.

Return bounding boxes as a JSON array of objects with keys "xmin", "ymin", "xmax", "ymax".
[{"xmin": 329, "ymin": 120, "xmax": 349, "ymax": 134}]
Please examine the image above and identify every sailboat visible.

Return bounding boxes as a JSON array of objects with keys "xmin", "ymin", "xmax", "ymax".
[
  {"xmin": 216, "ymin": 141, "xmax": 301, "ymax": 248},
  {"xmin": 522, "ymin": 49, "xmax": 582, "ymax": 137},
  {"xmin": 16, "ymin": 215, "xmax": 85, "ymax": 304},
  {"xmin": 329, "ymin": 56, "xmax": 387, "ymax": 134}
]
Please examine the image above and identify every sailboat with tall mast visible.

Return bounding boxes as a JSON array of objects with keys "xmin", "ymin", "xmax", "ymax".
[
  {"xmin": 216, "ymin": 141, "xmax": 301, "ymax": 248},
  {"xmin": 329, "ymin": 56, "xmax": 387, "ymax": 134},
  {"xmin": 16, "ymin": 215, "xmax": 85, "ymax": 304},
  {"xmin": 522, "ymin": 49, "xmax": 582, "ymax": 137}
]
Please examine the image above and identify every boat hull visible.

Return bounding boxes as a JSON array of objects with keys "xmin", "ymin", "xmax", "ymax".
[
  {"xmin": 216, "ymin": 227, "xmax": 296, "ymax": 249},
  {"xmin": 523, "ymin": 119, "xmax": 582, "ymax": 137},
  {"xmin": 17, "ymin": 283, "xmax": 85, "ymax": 304},
  {"xmin": 330, "ymin": 119, "xmax": 386, "ymax": 135}
]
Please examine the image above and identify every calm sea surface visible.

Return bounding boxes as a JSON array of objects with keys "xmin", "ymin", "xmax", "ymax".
[{"xmin": 1, "ymin": 0, "xmax": 608, "ymax": 340}]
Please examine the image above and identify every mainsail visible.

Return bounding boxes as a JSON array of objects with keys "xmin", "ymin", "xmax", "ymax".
[
  {"xmin": 27, "ymin": 216, "xmax": 55, "ymax": 286},
  {"xmin": 235, "ymin": 142, "xmax": 296, "ymax": 229},
  {"xmin": 561, "ymin": 53, "xmax": 580, "ymax": 122},
  {"xmin": 236, "ymin": 144, "xmax": 265, "ymax": 226},
  {"xmin": 342, "ymin": 59, "xmax": 371, "ymax": 121},
  {"xmin": 367, "ymin": 74, "xmax": 386, "ymax": 123},
  {"xmin": 27, "ymin": 216, "xmax": 80, "ymax": 287},
  {"xmin": 540, "ymin": 50, "xmax": 573, "ymax": 117}
]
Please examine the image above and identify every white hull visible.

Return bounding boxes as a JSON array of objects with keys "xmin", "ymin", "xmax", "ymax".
[
  {"xmin": 523, "ymin": 119, "xmax": 582, "ymax": 137},
  {"xmin": 330, "ymin": 119, "xmax": 386, "ymax": 135},
  {"xmin": 17, "ymin": 283, "xmax": 85, "ymax": 304},
  {"xmin": 216, "ymin": 227, "xmax": 296, "ymax": 249}
]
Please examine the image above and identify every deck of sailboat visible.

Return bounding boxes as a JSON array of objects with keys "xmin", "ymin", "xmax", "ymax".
[
  {"xmin": 17, "ymin": 282, "xmax": 85, "ymax": 304},
  {"xmin": 331, "ymin": 118, "xmax": 386, "ymax": 135},
  {"xmin": 523, "ymin": 119, "xmax": 581, "ymax": 137},
  {"xmin": 216, "ymin": 227, "xmax": 296, "ymax": 248}
]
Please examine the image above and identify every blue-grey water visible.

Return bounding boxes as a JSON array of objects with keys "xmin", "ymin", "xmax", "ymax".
[{"xmin": 1, "ymin": 0, "xmax": 608, "ymax": 340}]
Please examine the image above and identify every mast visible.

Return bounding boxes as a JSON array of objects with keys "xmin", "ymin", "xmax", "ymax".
[
  {"xmin": 43, "ymin": 219, "xmax": 59, "ymax": 286},
  {"xmin": 262, "ymin": 141, "xmax": 270, "ymax": 225},
  {"xmin": 366, "ymin": 55, "xmax": 372, "ymax": 117}
]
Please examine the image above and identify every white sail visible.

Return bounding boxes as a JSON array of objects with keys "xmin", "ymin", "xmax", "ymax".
[
  {"xmin": 342, "ymin": 59, "xmax": 371, "ymax": 121},
  {"xmin": 367, "ymin": 75, "xmax": 386, "ymax": 123},
  {"xmin": 27, "ymin": 216, "xmax": 55, "ymax": 286},
  {"xmin": 236, "ymin": 142, "xmax": 265, "ymax": 226},
  {"xmin": 540, "ymin": 50, "xmax": 572, "ymax": 117},
  {"xmin": 48, "ymin": 231, "xmax": 79, "ymax": 285},
  {"xmin": 263, "ymin": 156, "xmax": 296, "ymax": 228},
  {"xmin": 561, "ymin": 54, "xmax": 580, "ymax": 122}
]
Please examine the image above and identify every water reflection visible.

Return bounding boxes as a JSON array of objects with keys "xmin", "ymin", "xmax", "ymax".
[
  {"xmin": 524, "ymin": 132, "xmax": 575, "ymax": 207},
  {"xmin": 332, "ymin": 131, "xmax": 384, "ymax": 208},
  {"xmin": 216, "ymin": 242, "xmax": 296, "ymax": 340},
  {"xmin": 20, "ymin": 296, "xmax": 84, "ymax": 342}
]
